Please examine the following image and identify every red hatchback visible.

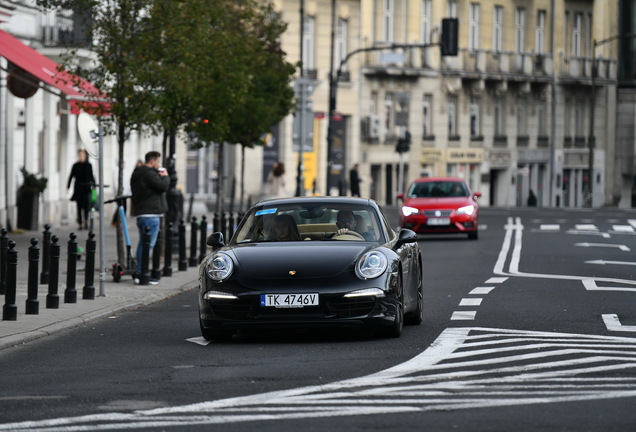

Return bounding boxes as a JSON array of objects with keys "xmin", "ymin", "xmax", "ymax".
[{"xmin": 397, "ymin": 177, "xmax": 481, "ymax": 240}]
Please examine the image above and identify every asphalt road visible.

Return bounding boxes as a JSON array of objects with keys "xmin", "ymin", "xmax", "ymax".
[{"xmin": 1, "ymin": 206, "xmax": 635, "ymax": 431}]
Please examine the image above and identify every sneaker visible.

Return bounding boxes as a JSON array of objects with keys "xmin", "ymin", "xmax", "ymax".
[
  {"xmin": 149, "ymin": 279, "xmax": 159, "ymax": 286},
  {"xmin": 134, "ymin": 277, "xmax": 140, "ymax": 285}
]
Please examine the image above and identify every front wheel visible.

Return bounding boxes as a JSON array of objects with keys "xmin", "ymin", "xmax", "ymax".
[
  {"xmin": 200, "ymin": 319, "xmax": 234, "ymax": 342},
  {"xmin": 112, "ymin": 263, "xmax": 123, "ymax": 282},
  {"xmin": 376, "ymin": 275, "xmax": 404, "ymax": 338}
]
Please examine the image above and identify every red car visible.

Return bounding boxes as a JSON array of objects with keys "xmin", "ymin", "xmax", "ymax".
[{"xmin": 397, "ymin": 177, "xmax": 481, "ymax": 240}]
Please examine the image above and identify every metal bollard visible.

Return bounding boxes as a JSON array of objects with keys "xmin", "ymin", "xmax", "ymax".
[
  {"xmin": 213, "ymin": 213, "xmax": 219, "ymax": 235},
  {"xmin": 220, "ymin": 212, "xmax": 227, "ymax": 239},
  {"xmin": 140, "ymin": 227, "xmax": 151, "ymax": 285},
  {"xmin": 0, "ymin": 228, "xmax": 8, "ymax": 295},
  {"xmin": 26, "ymin": 238, "xmax": 40, "ymax": 314},
  {"xmin": 64, "ymin": 233, "xmax": 78, "ymax": 304},
  {"xmin": 228, "ymin": 212, "xmax": 236, "ymax": 240},
  {"xmin": 199, "ymin": 216, "xmax": 207, "ymax": 263},
  {"xmin": 2, "ymin": 240, "xmax": 17, "ymax": 321},
  {"xmin": 40, "ymin": 224, "xmax": 51, "ymax": 284},
  {"xmin": 47, "ymin": 236, "xmax": 60, "ymax": 309},
  {"xmin": 189, "ymin": 217, "xmax": 198, "ymax": 267},
  {"xmin": 178, "ymin": 219, "xmax": 187, "ymax": 271},
  {"xmin": 82, "ymin": 232, "xmax": 96, "ymax": 300},
  {"xmin": 163, "ymin": 222, "xmax": 173, "ymax": 277}
]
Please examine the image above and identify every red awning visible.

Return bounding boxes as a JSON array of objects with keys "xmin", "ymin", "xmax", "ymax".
[{"xmin": 0, "ymin": 29, "xmax": 108, "ymax": 115}]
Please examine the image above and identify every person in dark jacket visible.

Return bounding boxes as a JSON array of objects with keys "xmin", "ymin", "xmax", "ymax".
[
  {"xmin": 67, "ymin": 149, "xmax": 95, "ymax": 230},
  {"xmin": 130, "ymin": 151, "xmax": 170, "ymax": 284},
  {"xmin": 349, "ymin": 163, "xmax": 361, "ymax": 197}
]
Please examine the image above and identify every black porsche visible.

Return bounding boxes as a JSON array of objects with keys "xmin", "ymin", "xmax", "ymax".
[{"xmin": 198, "ymin": 196, "xmax": 422, "ymax": 341}]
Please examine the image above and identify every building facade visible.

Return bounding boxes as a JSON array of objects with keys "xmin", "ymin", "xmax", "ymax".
[{"xmin": 269, "ymin": 0, "xmax": 621, "ymax": 208}]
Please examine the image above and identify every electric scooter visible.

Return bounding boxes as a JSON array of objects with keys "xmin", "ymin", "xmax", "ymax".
[{"xmin": 104, "ymin": 195, "xmax": 134, "ymax": 282}]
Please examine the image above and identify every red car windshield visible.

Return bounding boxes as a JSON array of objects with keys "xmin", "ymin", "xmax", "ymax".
[{"xmin": 408, "ymin": 181, "xmax": 468, "ymax": 198}]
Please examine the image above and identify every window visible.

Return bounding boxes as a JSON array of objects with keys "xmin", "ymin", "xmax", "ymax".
[
  {"xmin": 470, "ymin": 96, "xmax": 481, "ymax": 137},
  {"xmin": 335, "ymin": 18, "xmax": 348, "ymax": 72},
  {"xmin": 515, "ymin": 8, "xmax": 526, "ymax": 53},
  {"xmin": 447, "ymin": 0, "xmax": 457, "ymax": 18},
  {"xmin": 516, "ymin": 98, "xmax": 527, "ymax": 136},
  {"xmin": 384, "ymin": 93, "xmax": 394, "ymax": 134},
  {"xmin": 574, "ymin": 100, "xmax": 584, "ymax": 137},
  {"xmin": 448, "ymin": 94, "xmax": 458, "ymax": 137},
  {"xmin": 383, "ymin": 0, "xmax": 394, "ymax": 42},
  {"xmin": 535, "ymin": 10, "xmax": 546, "ymax": 54},
  {"xmin": 493, "ymin": 6, "xmax": 504, "ymax": 53},
  {"xmin": 423, "ymin": 94, "xmax": 433, "ymax": 136},
  {"xmin": 494, "ymin": 97, "xmax": 505, "ymax": 136},
  {"xmin": 302, "ymin": 15, "xmax": 315, "ymax": 71},
  {"xmin": 537, "ymin": 100, "xmax": 547, "ymax": 136},
  {"xmin": 469, "ymin": 4, "xmax": 480, "ymax": 52},
  {"xmin": 564, "ymin": 98, "xmax": 572, "ymax": 137},
  {"xmin": 572, "ymin": 12, "xmax": 582, "ymax": 57},
  {"xmin": 421, "ymin": 0, "xmax": 432, "ymax": 44}
]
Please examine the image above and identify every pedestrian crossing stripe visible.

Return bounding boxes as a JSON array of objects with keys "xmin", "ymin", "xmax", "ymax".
[{"xmin": 3, "ymin": 327, "xmax": 636, "ymax": 430}]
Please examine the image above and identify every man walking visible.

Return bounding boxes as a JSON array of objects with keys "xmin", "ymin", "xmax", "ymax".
[
  {"xmin": 130, "ymin": 151, "xmax": 170, "ymax": 285},
  {"xmin": 349, "ymin": 163, "xmax": 361, "ymax": 197}
]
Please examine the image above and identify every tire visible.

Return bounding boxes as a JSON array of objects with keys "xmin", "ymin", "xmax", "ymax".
[
  {"xmin": 377, "ymin": 275, "xmax": 404, "ymax": 338},
  {"xmin": 405, "ymin": 257, "xmax": 423, "ymax": 325},
  {"xmin": 200, "ymin": 319, "xmax": 234, "ymax": 342},
  {"xmin": 468, "ymin": 229, "xmax": 478, "ymax": 240},
  {"xmin": 112, "ymin": 263, "xmax": 122, "ymax": 282}
]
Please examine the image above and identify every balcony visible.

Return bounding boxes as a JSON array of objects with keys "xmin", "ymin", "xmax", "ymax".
[{"xmin": 559, "ymin": 54, "xmax": 617, "ymax": 83}]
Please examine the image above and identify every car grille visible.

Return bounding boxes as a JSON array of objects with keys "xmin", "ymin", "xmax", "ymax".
[
  {"xmin": 210, "ymin": 301, "xmax": 252, "ymax": 320},
  {"xmin": 423, "ymin": 209, "xmax": 453, "ymax": 217},
  {"xmin": 330, "ymin": 298, "xmax": 375, "ymax": 318}
]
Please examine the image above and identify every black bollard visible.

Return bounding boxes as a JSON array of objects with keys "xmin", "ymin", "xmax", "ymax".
[
  {"xmin": 213, "ymin": 213, "xmax": 219, "ymax": 235},
  {"xmin": 189, "ymin": 217, "xmax": 198, "ymax": 267},
  {"xmin": 199, "ymin": 216, "xmax": 207, "ymax": 263},
  {"xmin": 178, "ymin": 219, "xmax": 187, "ymax": 271},
  {"xmin": 220, "ymin": 212, "xmax": 227, "ymax": 239},
  {"xmin": 140, "ymin": 227, "xmax": 151, "ymax": 285},
  {"xmin": 47, "ymin": 236, "xmax": 60, "ymax": 309},
  {"xmin": 40, "ymin": 224, "xmax": 51, "ymax": 284},
  {"xmin": 2, "ymin": 240, "xmax": 17, "ymax": 321},
  {"xmin": 82, "ymin": 232, "xmax": 96, "ymax": 300},
  {"xmin": 0, "ymin": 228, "xmax": 8, "ymax": 295},
  {"xmin": 25, "ymin": 238, "xmax": 40, "ymax": 314},
  {"xmin": 151, "ymin": 228, "xmax": 162, "ymax": 281},
  {"xmin": 64, "ymin": 233, "xmax": 78, "ymax": 304},
  {"xmin": 163, "ymin": 222, "xmax": 173, "ymax": 277},
  {"xmin": 228, "ymin": 212, "xmax": 236, "ymax": 240}
]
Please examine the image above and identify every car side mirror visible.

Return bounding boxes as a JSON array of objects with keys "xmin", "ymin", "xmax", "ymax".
[
  {"xmin": 207, "ymin": 232, "xmax": 225, "ymax": 249},
  {"xmin": 473, "ymin": 192, "xmax": 482, "ymax": 199},
  {"xmin": 396, "ymin": 193, "xmax": 404, "ymax": 201},
  {"xmin": 394, "ymin": 228, "xmax": 417, "ymax": 249}
]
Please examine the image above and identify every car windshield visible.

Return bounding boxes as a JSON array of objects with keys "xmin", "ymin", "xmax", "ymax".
[
  {"xmin": 408, "ymin": 181, "xmax": 468, "ymax": 198},
  {"xmin": 232, "ymin": 203, "xmax": 384, "ymax": 244}
]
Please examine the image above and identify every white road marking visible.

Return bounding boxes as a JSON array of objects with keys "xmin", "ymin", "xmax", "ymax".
[
  {"xmin": 540, "ymin": 224, "xmax": 560, "ymax": 231},
  {"xmin": 575, "ymin": 242, "xmax": 630, "ymax": 251},
  {"xmin": 582, "ymin": 279, "xmax": 636, "ymax": 293},
  {"xmin": 586, "ymin": 259, "xmax": 636, "ymax": 267},
  {"xmin": 485, "ymin": 277, "xmax": 507, "ymax": 284},
  {"xmin": 575, "ymin": 224, "xmax": 598, "ymax": 231},
  {"xmin": 459, "ymin": 298, "xmax": 483, "ymax": 307},
  {"xmin": 469, "ymin": 287, "xmax": 495, "ymax": 295},
  {"xmin": 186, "ymin": 337, "xmax": 211, "ymax": 346},
  {"xmin": 602, "ymin": 314, "xmax": 636, "ymax": 332},
  {"xmin": 628, "ymin": 219, "xmax": 636, "ymax": 229},
  {"xmin": 612, "ymin": 225, "xmax": 635, "ymax": 233},
  {"xmin": 5, "ymin": 328, "xmax": 636, "ymax": 430},
  {"xmin": 451, "ymin": 311, "xmax": 477, "ymax": 320}
]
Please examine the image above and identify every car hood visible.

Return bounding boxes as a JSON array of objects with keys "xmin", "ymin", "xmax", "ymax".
[
  {"xmin": 404, "ymin": 197, "xmax": 475, "ymax": 209},
  {"xmin": 227, "ymin": 242, "xmax": 371, "ymax": 279}
]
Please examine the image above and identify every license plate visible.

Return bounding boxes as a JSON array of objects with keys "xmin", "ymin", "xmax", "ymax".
[
  {"xmin": 427, "ymin": 217, "xmax": 450, "ymax": 225},
  {"xmin": 260, "ymin": 293, "xmax": 319, "ymax": 308}
]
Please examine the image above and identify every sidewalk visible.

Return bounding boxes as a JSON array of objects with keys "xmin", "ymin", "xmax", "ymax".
[{"xmin": 0, "ymin": 217, "xmax": 201, "ymax": 351}]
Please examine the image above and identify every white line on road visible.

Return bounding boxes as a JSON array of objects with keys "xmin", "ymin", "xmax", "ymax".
[
  {"xmin": 586, "ymin": 259, "xmax": 636, "ymax": 266},
  {"xmin": 459, "ymin": 298, "xmax": 483, "ymax": 307},
  {"xmin": 451, "ymin": 311, "xmax": 477, "ymax": 320},
  {"xmin": 602, "ymin": 314, "xmax": 636, "ymax": 332},
  {"xmin": 582, "ymin": 279, "xmax": 636, "ymax": 293},
  {"xmin": 485, "ymin": 277, "xmax": 508, "ymax": 284},
  {"xmin": 469, "ymin": 287, "xmax": 495, "ymax": 295},
  {"xmin": 575, "ymin": 242, "xmax": 630, "ymax": 251}
]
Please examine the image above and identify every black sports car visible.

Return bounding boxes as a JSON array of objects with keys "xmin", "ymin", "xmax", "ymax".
[{"xmin": 198, "ymin": 196, "xmax": 422, "ymax": 341}]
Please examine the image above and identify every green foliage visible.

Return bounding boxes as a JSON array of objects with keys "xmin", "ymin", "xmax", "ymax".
[{"xmin": 19, "ymin": 167, "xmax": 48, "ymax": 194}]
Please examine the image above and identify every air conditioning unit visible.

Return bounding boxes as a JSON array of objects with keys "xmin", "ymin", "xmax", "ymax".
[{"xmin": 361, "ymin": 115, "xmax": 380, "ymax": 140}]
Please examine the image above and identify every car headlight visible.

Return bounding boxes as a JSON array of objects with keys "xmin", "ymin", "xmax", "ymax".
[
  {"xmin": 457, "ymin": 205, "xmax": 476, "ymax": 216},
  {"xmin": 344, "ymin": 288, "xmax": 385, "ymax": 298},
  {"xmin": 401, "ymin": 205, "xmax": 419, "ymax": 217},
  {"xmin": 355, "ymin": 251, "xmax": 388, "ymax": 280},
  {"xmin": 206, "ymin": 253, "xmax": 233, "ymax": 281}
]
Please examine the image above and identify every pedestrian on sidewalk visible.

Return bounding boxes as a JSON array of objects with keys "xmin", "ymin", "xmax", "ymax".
[
  {"xmin": 130, "ymin": 151, "xmax": 170, "ymax": 285},
  {"xmin": 349, "ymin": 163, "xmax": 361, "ymax": 197},
  {"xmin": 67, "ymin": 149, "xmax": 95, "ymax": 230}
]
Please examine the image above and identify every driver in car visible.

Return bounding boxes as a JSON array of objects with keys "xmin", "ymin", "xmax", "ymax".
[{"xmin": 334, "ymin": 210, "xmax": 374, "ymax": 240}]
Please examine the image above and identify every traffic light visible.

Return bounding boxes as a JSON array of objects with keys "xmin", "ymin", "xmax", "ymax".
[
  {"xmin": 441, "ymin": 18, "xmax": 459, "ymax": 56},
  {"xmin": 396, "ymin": 131, "xmax": 411, "ymax": 153}
]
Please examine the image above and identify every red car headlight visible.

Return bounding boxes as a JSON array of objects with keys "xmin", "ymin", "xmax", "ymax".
[
  {"xmin": 457, "ymin": 205, "xmax": 476, "ymax": 216},
  {"xmin": 401, "ymin": 206, "xmax": 419, "ymax": 217}
]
